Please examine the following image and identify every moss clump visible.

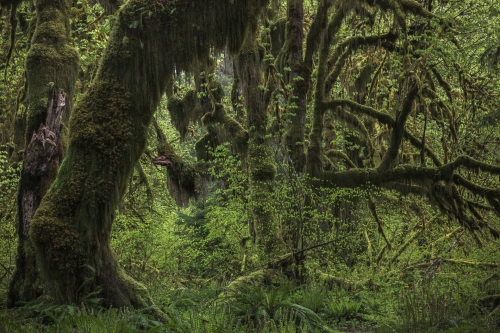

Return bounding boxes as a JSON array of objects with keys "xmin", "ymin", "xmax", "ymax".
[
  {"xmin": 195, "ymin": 129, "xmax": 220, "ymax": 162},
  {"xmin": 167, "ymin": 89, "xmax": 198, "ymax": 140},
  {"xmin": 202, "ymin": 104, "xmax": 249, "ymax": 156},
  {"xmin": 248, "ymin": 137, "xmax": 276, "ymax": 182}
]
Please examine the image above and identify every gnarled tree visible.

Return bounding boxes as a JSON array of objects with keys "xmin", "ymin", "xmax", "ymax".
[{"xmin": 28, "ymin": 0, "xmax": 269, "ymax": 307}]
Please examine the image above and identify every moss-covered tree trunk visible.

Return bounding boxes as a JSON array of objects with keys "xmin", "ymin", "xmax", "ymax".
[
  {"xmin": 8, "ymin": 0, "xmax": 78, "ymax": 307},
  {"xmin": 283, "ymin": 0, "xmax": 308, "ymax": 173},
  {"xmin": 28, "ymin": 0, "xmax": 269, "ymax": 307},
  {"xmin": 236, "ymin": 27, "xmax": 279, "ymax": 255}
]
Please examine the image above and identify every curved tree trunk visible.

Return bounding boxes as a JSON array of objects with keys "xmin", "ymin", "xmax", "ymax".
[
  {"xmin": 8, "ymin": 0, "xmax": 78, "ymax": 307},
  {"xmin": 29, "ymin": 0, "xmax": 269, "ymax": 307}
]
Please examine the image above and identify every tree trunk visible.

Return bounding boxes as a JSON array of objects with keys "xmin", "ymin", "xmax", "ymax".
[
  {"xmin": 28, "ymin": 0, "xmax": 269, "ymax": 307},
  {"xmin": 236, "ymin": 26, "xmax": 279, "ymax": 255},
  {"xmin": 284, "ymin": 0, "xmax": 308, "ymax": 173},
  {"xmin": 8, "ymin": 89, "xmax": 67, "ymax": 306},
  {"xmin": 8, "ymin": 0, "xmax": 78, "ymax": 307}
]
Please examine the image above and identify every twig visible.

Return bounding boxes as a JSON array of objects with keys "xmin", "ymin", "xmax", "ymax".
[
  {"xmin": 0, "ymin": 261, "xmax": 12, "ymax": 275},
  {"xmin": 423, "ymin": 229, "xmax": 465, "ymax": 278}
]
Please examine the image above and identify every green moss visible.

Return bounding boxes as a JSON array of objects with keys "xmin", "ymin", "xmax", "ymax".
[
  {"xmin": 9, "ymin": 0, "xmax": 79, "ymax": 307},
  {"xmin": 248, "ymin": 137, "xmax": 276, "ymax": 181}
]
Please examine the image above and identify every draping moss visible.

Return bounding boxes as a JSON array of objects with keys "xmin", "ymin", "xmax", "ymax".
[
  {"xmin": 306, "ymin": 5, "xmax": 349, "ymax": 178},
  {"xmin": 29, "ymin": 0, "xmax": 270, "ymax": 306},
  {"xmin": 167, "ymin": 89, "xmax": 197, "ymax": 140}
]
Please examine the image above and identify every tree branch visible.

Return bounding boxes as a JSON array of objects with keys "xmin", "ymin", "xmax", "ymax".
[{"xmin": 378, "ymin": 82, "xmax": 419, "ymax": 171}]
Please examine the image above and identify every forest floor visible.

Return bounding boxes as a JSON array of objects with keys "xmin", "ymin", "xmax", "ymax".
[{"xmin": 1, "ymin": 269, "xmax": 499, "ymax": 333}]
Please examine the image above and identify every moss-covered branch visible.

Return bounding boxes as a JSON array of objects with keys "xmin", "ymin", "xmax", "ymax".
[
  {"xmin": 323, "ymin": 99, "xmax": 396, "ymax": 127},
  {"xmin": 403, "ymin": 130, "xmax": 442, "ymax": 167},
  {"xmin": 307, "ymin": 5, "xmax": 348, "ymax": 177},
  {"xmin": 201, "ymin": 103, "xmax": 248, "ymax": 156},
  {"xmin": 378, "ymin": 82, "xmax": 418, "ymax": 171},
  {"xmin": 325, "ymin": 150, "xmax": 357, "ymax": 169},
  {"xmin": 332, "ymin": 107, "xmax": 376, "ymax": 165},
  {"xmin": 443, "ymin": 156, "xmax": 500, "ymax": 177},
  {"xmin": 322, "ymin": 98, "xmax": 453, "ymax": 169},
  {"xmin": 151, "ymin": 119, "xmax": 201, "ymax": 207},
  {"xmin": 389, "ymin": 228, "xmax": 422, "ymax": 264},
  {"xmin": 325, "ymin": 31, "xmax": 398, "ymax": 94},
  {"xmin": 303, "ymin": 0, "xmax": 332, "ymax": 69}
]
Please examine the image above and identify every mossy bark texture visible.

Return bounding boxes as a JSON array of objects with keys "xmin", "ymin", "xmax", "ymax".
[
  {"xmin": 8, "ymin": 0, "xmax": 78, "ymax": 307},
  {"xmin": 29, "ymin": 0, "xmax": 269, "ymax": 307}
]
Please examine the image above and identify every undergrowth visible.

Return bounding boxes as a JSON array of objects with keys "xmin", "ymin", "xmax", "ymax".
[{"xmin": 1, "ymin": 268, "xmax": 499, "ymax": 332}]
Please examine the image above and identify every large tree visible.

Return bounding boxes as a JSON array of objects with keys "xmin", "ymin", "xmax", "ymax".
[{"xmin": 27, "ymin": 0, "xmax": 269, "ymax": 307}]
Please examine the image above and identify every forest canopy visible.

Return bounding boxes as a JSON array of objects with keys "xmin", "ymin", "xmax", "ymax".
[{"xmin": 0, "ymin": 0, "xmax": 500, "ymax": 331}]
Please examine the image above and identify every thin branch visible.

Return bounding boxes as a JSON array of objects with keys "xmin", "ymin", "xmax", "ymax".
[{"xmin": 325, "ymin": 150, "xmax": 357, "ymax": 168}]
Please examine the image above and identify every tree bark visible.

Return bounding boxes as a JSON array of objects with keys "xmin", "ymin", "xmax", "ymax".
[
  {"xmin": 8, "ymin": 89, "xmax": 67, "ymax": 306},
  {"xmin": 236, "ymin": 26, "xmax": 279, "ymax": 255}
]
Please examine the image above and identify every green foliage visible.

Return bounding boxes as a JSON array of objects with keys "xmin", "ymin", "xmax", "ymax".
[
  {"xmin": 0, "ymin": 148, "xmax": 19, "ymax": 299},
  {"xmin": 224, "ymin": 282, "xmax": 324, "ymax": 331},
  {"xmin": 0, "ymin": 304, "xmax": 166, "ymax": 332}
]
